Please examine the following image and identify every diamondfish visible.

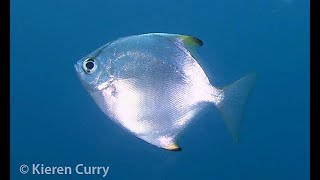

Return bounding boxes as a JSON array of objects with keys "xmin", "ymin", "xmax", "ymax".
[{"xmin": 74, "ymin": 33, "xmax": 256, "ymax": 151}]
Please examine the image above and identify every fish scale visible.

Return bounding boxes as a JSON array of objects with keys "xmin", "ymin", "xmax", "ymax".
[{"xmin": 75, "ymin": 33, "xmax": 256, "ymax": 151}]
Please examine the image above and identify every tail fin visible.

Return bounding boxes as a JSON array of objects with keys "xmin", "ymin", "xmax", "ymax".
[{"xmin": 214, "ymin": 73, "xmax": 256, "ymax": 142}]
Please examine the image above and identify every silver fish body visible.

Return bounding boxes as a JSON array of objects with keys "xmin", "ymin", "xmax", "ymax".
[{"xmin": 75, "ymin": 33, "xmax": 256, "ymax": 151}]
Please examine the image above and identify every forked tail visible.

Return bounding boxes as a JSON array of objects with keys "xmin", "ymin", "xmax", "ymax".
[{"xmin": 213, "ymin": 73, "xmax": 256, "ymax": 142}]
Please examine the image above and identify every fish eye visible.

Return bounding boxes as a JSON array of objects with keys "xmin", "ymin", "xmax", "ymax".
[{"xmin": 82, "ymin": 58, "xmax": 96, "ymax": 74}]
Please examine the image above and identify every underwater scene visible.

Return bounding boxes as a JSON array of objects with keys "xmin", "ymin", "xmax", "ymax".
[{"xmin": 11, "ymin": 0, "xmax": 309, "ymax": 179}]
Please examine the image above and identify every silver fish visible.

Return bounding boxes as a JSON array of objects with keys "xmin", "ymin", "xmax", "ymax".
[{"xmin": 74, "ymin": 33, "xmax": 256, "ymax": 151}]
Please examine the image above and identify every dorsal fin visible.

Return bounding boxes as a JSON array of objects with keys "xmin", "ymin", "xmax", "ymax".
[
  {"xmin": 153, "ymin": 33, "xmax": 203, "ymax": 60},
  {"xmin": 179, "ymin": 35, "xmax": 203, "ymax": 47},
  {"xmin": 154, "ymin": 33, "xmax": 203, "ymax": 48}
]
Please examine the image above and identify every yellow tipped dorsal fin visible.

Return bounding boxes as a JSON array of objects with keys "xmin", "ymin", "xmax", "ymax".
[
  {"xmin": 179, "ymin": 35, "xmax": 203, "ymax": 47},
  {"xmin": 154, "ymin": 33, "xmax": 203, "ymax": 60},
  {"xmin": 154, "ymin": 33, "xmax": 203, "ymax": 47}
]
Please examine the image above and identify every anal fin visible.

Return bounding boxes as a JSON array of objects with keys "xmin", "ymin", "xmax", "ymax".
[{"xmin": 164, "ymin": 143, "xmax": 182, "ymax": 151}]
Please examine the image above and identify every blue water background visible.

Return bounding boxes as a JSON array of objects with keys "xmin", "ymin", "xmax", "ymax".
[{"xmin": 10, "ymin": 0, "xmax": 310, "ymax": 179}]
